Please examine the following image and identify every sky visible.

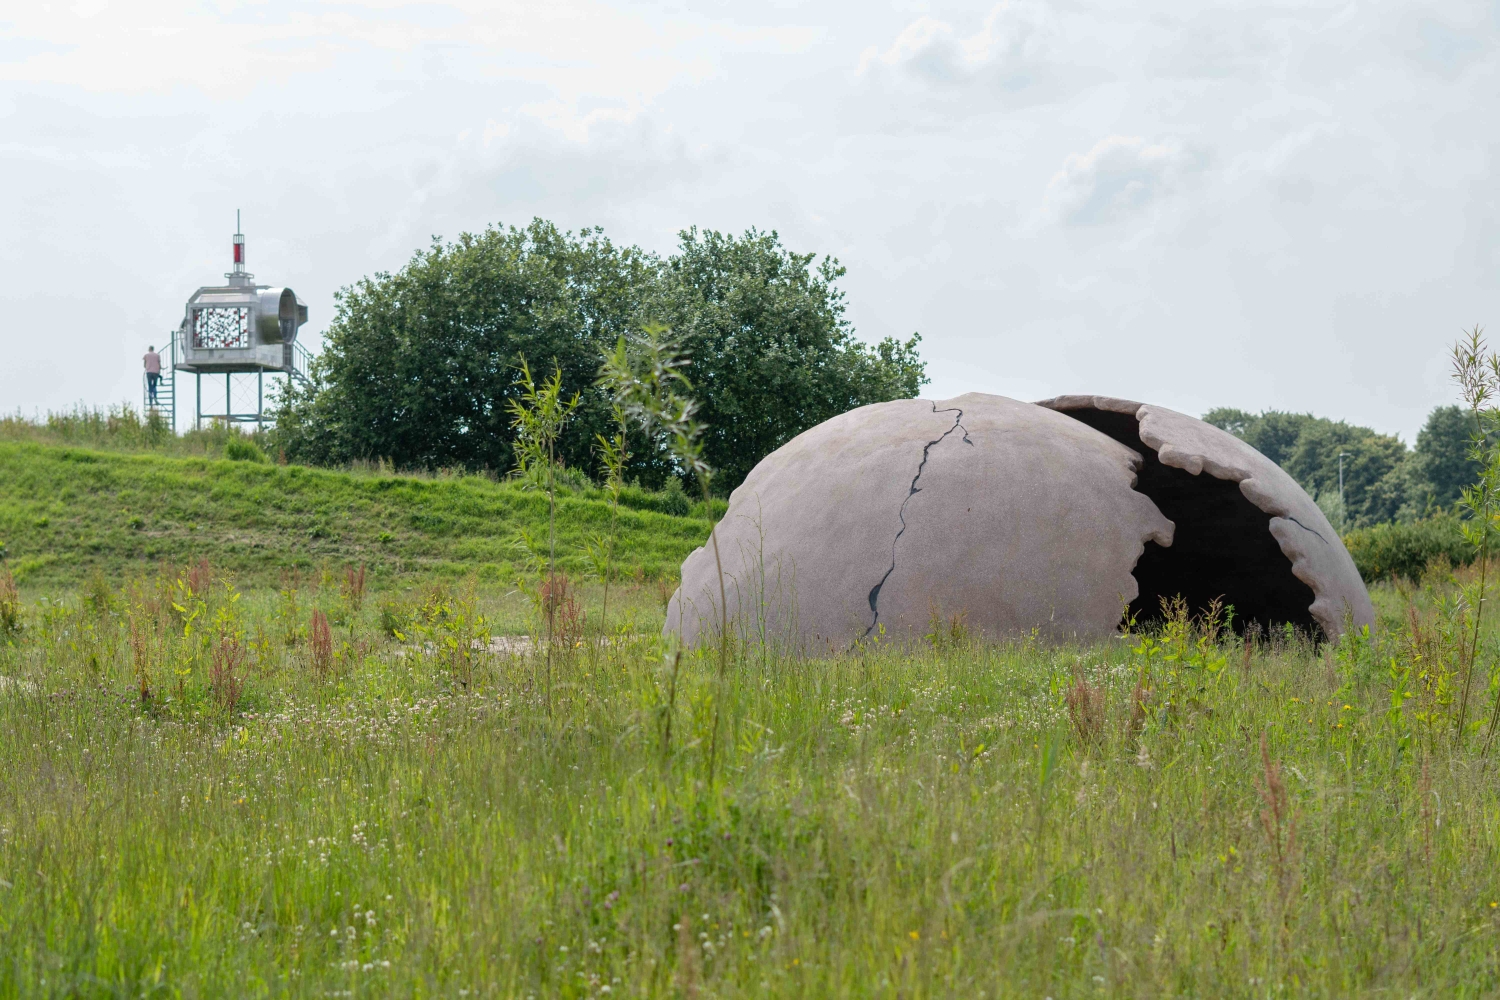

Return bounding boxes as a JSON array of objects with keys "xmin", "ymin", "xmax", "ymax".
[{"xmin": 1, "ymin": 0, "xmax": 1496, "ymax": 442}]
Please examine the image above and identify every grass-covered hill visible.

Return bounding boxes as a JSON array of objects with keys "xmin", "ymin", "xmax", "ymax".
[{"xmin": 0, "ymin": 441, "xmax": 710, "ymax": 589}]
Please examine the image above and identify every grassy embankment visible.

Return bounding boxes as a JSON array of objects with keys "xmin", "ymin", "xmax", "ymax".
[{"xmin": 0, "ymin": 440, "xmax": 711, "ymax": 593}]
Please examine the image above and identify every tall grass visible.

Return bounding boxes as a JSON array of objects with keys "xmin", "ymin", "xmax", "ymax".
[
  {"xmin": 0, "ymin": 404, "xmax": 260, "ymax": 457},
  {"xmin": 1, "ymin": 563, "xmax": 1499, "ymax": 996}
]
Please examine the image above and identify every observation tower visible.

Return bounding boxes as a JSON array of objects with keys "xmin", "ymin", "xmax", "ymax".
[{"xmin": 145, "ymin": 215, "xmax": 312, "ymax": 429}]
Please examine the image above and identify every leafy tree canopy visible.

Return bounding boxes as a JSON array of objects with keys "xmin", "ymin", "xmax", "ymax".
[
  {"xmin": 651, "ymin": 227, "xmax": 926, "ymax": 489},
  {"xmin": 1411, "ymin": 405, "xmax": 1482, "ymax": 508},
  {"xmin": 271, "ymin": 220, "xmax": 653, "ymax": 476},
  {"xmin": 272, "ymin": 221, "xmax": 927, "ymax": 491}
]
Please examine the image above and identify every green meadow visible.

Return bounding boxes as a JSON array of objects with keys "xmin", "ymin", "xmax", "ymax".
[{"xmin": 2, "ymin": 435, "xmax": 1499, "ymax": 997}]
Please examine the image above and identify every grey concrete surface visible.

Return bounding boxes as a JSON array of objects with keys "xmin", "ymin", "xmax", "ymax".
[{"xmin": 666, "ymin": 393, "xmax": 1174, "ymax": 650}]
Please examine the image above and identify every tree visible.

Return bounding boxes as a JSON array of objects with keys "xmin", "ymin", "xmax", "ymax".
[
  {"xmin": 652, "ymin": 227, "xmax": 927, "ymax": 491},
  {"xmin": 508, "ymin": 360, "xmax": 580, "ymax": 714},
  {"xmin": 1201, "ymin": 407, "xmax": 1257, "ymax": 439},
  {"xmin": 1281, "ymin": 421, "xmax": 1408, "ymax": 526},
  {"xmin": 601, "ymin": 326, "xmax": 731, "ymax": 778},
  {"xmin": 1203, "ymin": 409, "xmax": 1321, "ymax": 468},
  {"xmin": 271, "ymin": 220, "xmax": 656, "ymax": 474},
  {"xmin": 1410, "ymin": 405, "xmax": 1483, "ymax": 509},
  {"xmin": 1205, "ymin": 408, "xmax": 1408, "ymax": 527},
  {"xmin": 273, "ymin": 221, "xmax": 926, "ymax": 489},
  {"xmin": 1209, "ymin": 403, "xmax": 1492, "ymax": 527}
]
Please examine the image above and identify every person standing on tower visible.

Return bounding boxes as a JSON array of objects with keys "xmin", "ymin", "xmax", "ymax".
[{"xmin": 143, "ymin": 345, "xmax": 162, "ymax": 405}]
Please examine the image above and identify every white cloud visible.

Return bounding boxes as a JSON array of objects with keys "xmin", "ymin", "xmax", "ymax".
[
  {"xmin": 0, "ymin": 1, "xmax": 812, "ymax": 139},
  {"xmin": 858, "ymin": 2, "xmax": 1054, "ymax": 87},
  {"xmin": 1040, "ymin": 136, "xmax": 1193, "ymax": 227},
  {"xmin": 0, "ymin": 0, "xmax": 1497, "ymax": 448}
]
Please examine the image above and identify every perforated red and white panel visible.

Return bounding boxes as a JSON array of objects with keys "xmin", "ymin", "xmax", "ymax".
[{"xmin": 194, "ymin": 307, "xmax": 250, "ymax": 349}]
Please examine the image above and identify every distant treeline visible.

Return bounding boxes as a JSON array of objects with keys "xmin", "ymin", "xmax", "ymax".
[{"xmin": 1205, "ymin": 406, "xmax": 1478, "ymax": 529}]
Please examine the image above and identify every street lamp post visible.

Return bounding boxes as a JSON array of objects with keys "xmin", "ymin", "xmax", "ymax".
[{"xmin": 1338, "ymin": 451, "xmax": 1349, "ymax": 526}]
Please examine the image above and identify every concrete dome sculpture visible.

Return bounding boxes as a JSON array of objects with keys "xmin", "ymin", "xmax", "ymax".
[
  {"xmin": 665, "ymin": 392, "xmax": 1374, "ymax": 650},
  {"xmin": 1035, "ymin": 394, "xmax": 1374, "ymax": 639}
]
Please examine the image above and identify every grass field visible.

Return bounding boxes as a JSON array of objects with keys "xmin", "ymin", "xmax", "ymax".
[
  {"xmin": 4, "ymin": 423, "xmax": 1500, "ymax": 996},
  {"xmin": 3, "ymin": 542, "xmax": 1500, "ymax": 997},
  {"xmin": 0, "ymin": 439, "xmax": 711, "ymax": 591}
]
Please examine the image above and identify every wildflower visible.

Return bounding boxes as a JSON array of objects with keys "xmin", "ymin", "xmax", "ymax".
[{"xmin": 908, "ymin": 930, "xmax": 919, "ymax": 941}]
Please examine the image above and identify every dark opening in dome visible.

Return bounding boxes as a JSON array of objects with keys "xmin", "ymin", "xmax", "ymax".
[{"xmin": 1055, "ymin": 407, "xmax": 1319, "ymax": 636}]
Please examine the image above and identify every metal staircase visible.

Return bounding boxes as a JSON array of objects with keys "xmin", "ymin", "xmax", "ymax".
[
  {"xmin": 141, "ymin": 328, "xmax": 312, "ymax": 432},
  {"xmin": 142, "ymin": 331, "xmax": 179, "ymax": 428}
]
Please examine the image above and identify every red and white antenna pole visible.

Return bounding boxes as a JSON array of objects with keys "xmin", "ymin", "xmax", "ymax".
[{"xmin": 232, "ymin": 209, "xmax": 246, "ymax": 274}]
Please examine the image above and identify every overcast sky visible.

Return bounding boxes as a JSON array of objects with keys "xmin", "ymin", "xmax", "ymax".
[{"xmin": 2, "ymin": 0, "xmax": 1496, "ymax": 442}]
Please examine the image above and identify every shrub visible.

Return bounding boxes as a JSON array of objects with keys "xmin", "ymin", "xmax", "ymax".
[
  {"xmin": 552, "ymin": 464, "xmax": 594, "ymax": 492},
  {"xmin": 224, "ymin": 438, "xmax": 267, "ymax": 463},
  {"xmin": 309, "ymin": 610, "xmax": 333, "ymax": 676},
  {"xmin": 1066, "ymin": 677, "xmax": 1106, "ymax": 745},
  {"xmin": 341, "ymin": 564, "xmax": 367, "ymax": 615},
  {"xmin": 210, "ymin": 628, "xmax": 246, "ymax": 714},
  {"xmin": 0, "ymin": 568, "xmax": 20, "ymax": 637},
  {"xmin": 658, "ymin": 476, "xmax": 691, "ymax": 517},
  {"xmin": 1343, "ymin": 514, "xmax": 1473, "ymax": 582},
  {"xmin": 128, "ymin": 615, "xmax": 152, "ymax": 702},
  {"xmin": 83, "ymin": 569, "xmax": 116, "ymax": 618},
  {"xmin": 616, "ymin": 478, "xmax": 693, "ymax": 518},
  {"xmin": 378, "ymin": 599, "xmax": 410, "ymax": 639}
]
